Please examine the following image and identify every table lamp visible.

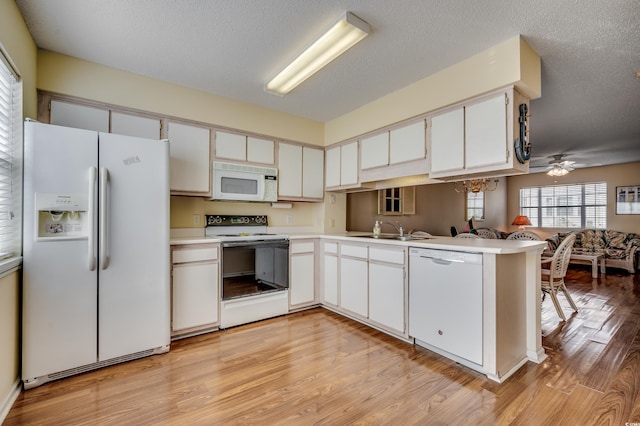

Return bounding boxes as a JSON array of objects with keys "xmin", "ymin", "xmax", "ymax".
[{"xmin": 512, "ymin": 215, "xmax": 532, "ymax": 230}]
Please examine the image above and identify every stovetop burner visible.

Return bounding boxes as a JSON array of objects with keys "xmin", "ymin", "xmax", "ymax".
[{"xmin": 204, "ymin": 215, "xmax": 287, "ymax": 241}]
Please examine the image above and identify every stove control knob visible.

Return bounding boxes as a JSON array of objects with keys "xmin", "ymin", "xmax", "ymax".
[
  {"xmin": 211, "ymin": 216, "xmax": 222, "ymax": 224},
  {"xmin": 241, "ymin": 216, "xmax": 250, "ymax": 224}
]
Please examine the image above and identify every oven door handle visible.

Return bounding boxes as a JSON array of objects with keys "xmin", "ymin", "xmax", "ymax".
[{"xmin": 222, "ymin": 240, "xmax": 289, "ymax": 248}]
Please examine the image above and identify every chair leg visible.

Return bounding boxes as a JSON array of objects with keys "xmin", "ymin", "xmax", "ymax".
[
  {"xmin": 560, "ymin": 283, "xmax": 579, "ymax": 312},
  {"xmin": 549, "ymin": 290, "xmax": 567, "ymax": 321}
]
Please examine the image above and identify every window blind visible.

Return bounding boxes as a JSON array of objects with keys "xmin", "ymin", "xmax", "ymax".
[
  {"xmin": 0, "ymin": 51, "xmax": 22, "ymax": 258},
  {"xmin": 519, "ymin": 182, "xmax": 606, "ymax": 229}
]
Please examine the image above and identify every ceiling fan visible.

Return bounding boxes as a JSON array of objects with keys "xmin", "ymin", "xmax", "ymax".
[{"xmin": 546, "ymin": 154, "xmax": 575, "ymax": 176}]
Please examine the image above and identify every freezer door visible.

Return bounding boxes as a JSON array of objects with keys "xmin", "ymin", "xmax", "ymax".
[
  {"xmin": 22, "ymin": 121, "xmax": 99, "ymax": 380},
  {"xmin": 97, "ymin": 132, "xmax": 170, "ymax": 360}
]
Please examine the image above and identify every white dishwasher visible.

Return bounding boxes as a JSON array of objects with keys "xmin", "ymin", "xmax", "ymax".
[{"xmin": 409, "ymin": 247, "xmax": 483, "ymax": 365}]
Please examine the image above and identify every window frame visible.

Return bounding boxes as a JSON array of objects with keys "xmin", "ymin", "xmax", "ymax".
[
  {"xmin": 519, "ymin": 182, "xmax": 607, "ymax": 229},
  {"xmin": 466, "ymin": 191, "xmax": 485, "ymax": 221},
  {"xmin": 0, "ymin": 45, "xmax": 23, "ymax": 267}
]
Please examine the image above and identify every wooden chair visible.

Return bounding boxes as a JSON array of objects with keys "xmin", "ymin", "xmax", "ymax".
[
  {"xmin": 507, "ymin": 230, "xmax": 542, "ymax": 240},
  {"xmin": 476, "ymin": 229, "xmax": 497, "ymax": 239},
  {"xmin": 454, "ymin": 233, "xmax": 481, "ymax": 239},
  {"xmin": 541, "ymin": 233, "xmax": 578, "ymax": 321}
]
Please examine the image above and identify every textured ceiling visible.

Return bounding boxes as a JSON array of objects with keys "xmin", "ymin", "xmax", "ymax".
[{"xmin": 15, "ymin": 0, "xmax": 640, "ymax": 172}]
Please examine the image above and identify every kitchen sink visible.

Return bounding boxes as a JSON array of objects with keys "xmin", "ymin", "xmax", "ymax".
[{"xmin": 352, "ymin": 234, "xmax": 431, "ymax": 241}]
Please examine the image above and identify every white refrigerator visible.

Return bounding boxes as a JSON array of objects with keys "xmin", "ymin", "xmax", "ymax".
[{"xmin": 22, "ymin": 121, "xmax": 171, "ymax": 389}]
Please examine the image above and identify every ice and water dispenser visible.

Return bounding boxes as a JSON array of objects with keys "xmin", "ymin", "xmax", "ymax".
[{"xmin": 35, "ymin": 193, "xmax": 89, "ymax": 240}]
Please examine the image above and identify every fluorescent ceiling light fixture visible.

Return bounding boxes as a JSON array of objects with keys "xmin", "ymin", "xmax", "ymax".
[{"xmin": 265, "ymin": 12, "xmax": 370, "ymax": 96}]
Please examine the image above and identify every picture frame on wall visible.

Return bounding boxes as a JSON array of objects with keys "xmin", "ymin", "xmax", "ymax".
[{"xmin": 615, "ymin": 186, "xmax": 640, "ymax": 214}]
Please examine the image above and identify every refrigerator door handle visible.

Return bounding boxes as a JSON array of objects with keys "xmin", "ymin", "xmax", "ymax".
[
  {"xmin": 99, "ymin": 167, "xmax": 110, "ymax": 270},
  {"xmin": 88, "ymin": 167, "xmax": 97, "ymax": 271}
]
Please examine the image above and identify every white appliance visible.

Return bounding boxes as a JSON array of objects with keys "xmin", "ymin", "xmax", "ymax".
[
  {"xmin": 22, "ymin": 121, "xmax": 171, "ymax": 389},
  {"xmin": 205, "ymin": 215, "xmax": 289, "ymax": 328},
  {"xmin": 409, "ymin": 247, "xmax": 483, "ymax": 366},
  {"xmin": 211, "ymin": 161, "xmax": 278, "ymax": 202}
]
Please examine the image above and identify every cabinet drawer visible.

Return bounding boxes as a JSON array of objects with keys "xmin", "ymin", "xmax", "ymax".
[
  {"xmin": 173, "ymin": 246, "xmax": 218, "ymax": 263},
  {"xmin": 324, "ymin": 242, "xmax": 338, "ymax": 254},
  {"xmin": 291, "ymin": 241, "xmax": 315, "ymax": 254},
  {"xmin": 341, "ymin": 244, "xmax": 368, "ymax": 259},
  {"xmin": 369, "ymin": 247, "xmax": 405, "ymax": 264}
]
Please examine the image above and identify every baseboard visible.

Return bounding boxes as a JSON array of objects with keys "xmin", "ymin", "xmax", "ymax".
[{"xmin": 0, "ymin": 378, "xmax": 22, "ymax": 424}]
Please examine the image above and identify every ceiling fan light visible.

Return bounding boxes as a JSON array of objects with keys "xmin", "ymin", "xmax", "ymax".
[
  {"xmin": 547, "ymin": 166, "xmax": 569, "ymax": 177},
  {"xmin": 265, "ymin": 12, "xmax": 370, "ymax": 96}
]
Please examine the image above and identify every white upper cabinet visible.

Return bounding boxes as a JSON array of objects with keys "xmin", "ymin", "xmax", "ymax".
[
  {"xmin": 167, "ymin": 122, "xmax": 211, "ymax": 194},
  {"xmin": 214, "ymin": 131, "xmax": 246, "ymax": 161},
  {"xmin": 215, "ymin": 130, "xmax": 275, "ymax": 165},
  {"xmin": 465, "ymin": 95, "xmax": 508, "ymax": 169},
  {"xmin": 111, "ymin": 112, "xmax": 161, "ymax": 139},
  {"xmin": 325, "ymin": 146, "xmax": 341, "ymax": 188},
  {"xmin": 302, "ymin": 147, "xmax": 324, "ymax": 199},
  {"xmin": 325, "ymin": 141, "xmax": 359, "ymax": 190},
  {"xmin": 430, "ymin": 107, "xmax": 465, "ymax": 174},
  {"xmin": 50, "ymin": 100, "xmax": 109, "ymax": 132},
  {"xmin": 340, "ymin": 142, "xmax": 359, "ymax": 186},
  {"xmin": 247, "ymin": 136, "xmax": 275, "ymax": 165},
  {"xmin": 429, "ymin": 86, "xmax": 529, "ymax": 179},
  {"xmin": 277, "ymin": 143, "xmax": 303, "ymax": 198},
  {"xmin": 360, "ymin": 132, "xmax": 389, "ymax": 170},
  {"xmin": 389, "ymin": 120, "xmax": 426, "ymax": 164},
  {"xmin": 278, "ymin": 143, "xmax": 324, "ymax": 201}
]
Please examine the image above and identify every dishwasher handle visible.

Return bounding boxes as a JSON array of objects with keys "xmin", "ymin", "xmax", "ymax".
[{"xmin": 422, "ymin": 256, "xmax": 465, "ymax": 265}]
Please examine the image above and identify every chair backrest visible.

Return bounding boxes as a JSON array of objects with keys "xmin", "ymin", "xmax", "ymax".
[
  {"xmin": 476, "ymin": 229, "xmax": 497, "ymax": 239},
  {"xmin": 507, "ymin": 231, "xmax": 542, "ymax": 241},
  {"xmin": 454, "ymin": 233, "xmax": 481, "ymax": 239},
  {"xmin": 549, "ymin": 233, "xmax": 576, "ymax": 281}
]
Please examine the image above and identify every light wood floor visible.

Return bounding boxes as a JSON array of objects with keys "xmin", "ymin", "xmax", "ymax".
[{"xmin": 6, "ymin": 265, "xmax": 640, "ymax": 425}]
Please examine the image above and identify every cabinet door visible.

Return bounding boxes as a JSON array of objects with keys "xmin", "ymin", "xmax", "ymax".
[
  {"xmin": 290, "ymin": 253, "xmax": 315, "ymax": 307},
  {"xmin": 340, "ymin": 257, "xmax": 368, "ymax": 317},
  {"xmin": 50, "ymin": 100, "xmax": 109, "ymax": 132},
  {"xmin": 369, "ymin": 263, "xmax": 405, "ymax": 333},
  {"xmin": 168, "ymin": 122, "xmax": 211, "ymax": 193},
  {"xmin": 111, "ymin": 112, "xmax": 161, "ymax": 139},
  {"xmin": 389, "ymin": 120, "xmax": 426, "ymax": 164},
  {"xmin": 360, "ymin": 132, "xmax": 389, "ymax": 169},
  {"xmin": 340, "ymin": 142, "xmax": 359, "ymax": 186},
  {"xmin": 325, "ymin": 146, "xmax": 341, "ymax": 188},
  {"xmin": 215, "ymin": 131, "xmax": 246, "ymax": 161},
  {"xmin": 465, "ymin": 94, "xmax": 508, "ymax": 169},
  {"xmin": 278, "ymin": 143, "xmax": 303, "ymax": 197},
  {"xmin": 430, "ymin": 107, "xmax": 464, "ymax": 174},
  {"xmin": 247, "ymin": 136, "xmax": 275, "ymax": 165},
  {"xmin": 323, "ymin": 254, "xmax": 338, "ymax": 306},
  {"xmin": 302, "ymin": 147, "xmax": 324, "ymax": 199},
  {"xmin": 172, "ymin": 262, "xmax": 219, "ymax": 330}
]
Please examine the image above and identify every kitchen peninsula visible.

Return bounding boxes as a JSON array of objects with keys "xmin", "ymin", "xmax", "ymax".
[{"xmin": 171, "ymin": 231, "xmax": 548, "ymax": 383}]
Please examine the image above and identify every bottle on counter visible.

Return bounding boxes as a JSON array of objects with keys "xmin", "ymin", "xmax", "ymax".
[{"xmin": 373, "ymin": 220, "xmax": 381, "ymax": 237}]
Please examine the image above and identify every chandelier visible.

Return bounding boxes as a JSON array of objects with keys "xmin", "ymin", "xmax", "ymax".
[{"xmin": 454, "ymin": 178, "xmax": 499, "ymax": 193}]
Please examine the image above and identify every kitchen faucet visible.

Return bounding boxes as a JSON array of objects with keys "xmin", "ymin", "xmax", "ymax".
[{"xmin": 380, "ymin": 221, "xmax": 404, "ymax": 237}]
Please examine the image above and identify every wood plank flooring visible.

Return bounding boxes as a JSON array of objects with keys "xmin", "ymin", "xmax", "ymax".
[{"xmin": 6, "ymin": 265, "xmax": 640, "ymax": 425}]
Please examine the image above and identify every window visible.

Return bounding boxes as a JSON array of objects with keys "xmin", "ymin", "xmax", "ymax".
[
  {"xmin": 466, "ymin": 192, "xmax": 485, "ymax": 221},
  {"xmin": 519, "ymin": 183, "xmax": 606, "ymax": 229},
  {"xmin": 377, "ymin": 187, "xmax": 416, "ymax": 215},
  {"xmin": 0, "ymin": 49, "xmax": 22, "ymax": 258}
]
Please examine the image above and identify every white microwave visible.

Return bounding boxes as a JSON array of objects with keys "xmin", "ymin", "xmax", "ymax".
[{"xmin": 211, "ymin": 161, "xmax": 278, "ymax": 202}]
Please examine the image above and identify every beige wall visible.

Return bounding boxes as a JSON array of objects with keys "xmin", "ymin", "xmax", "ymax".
[
  {"xmin": 347, "ymin": 178, "xmax": 508, "ymax": 236},
  {"xmin": 507, "ymin": 162, "xmax": 640, "ymax": 238},
  {"xmin": 324, "ymin": 36, "xmax": 541, "ymax": 145},
  {"xmin": 0, "ymin": 0, "xmax": 38, "ymax": 415},
  {"xmin": 37, "ymin": 51, "xmax": 324, "ymax": 146}
]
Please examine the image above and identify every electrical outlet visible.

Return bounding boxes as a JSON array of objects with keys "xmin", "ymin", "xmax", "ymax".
[
  {"xmin": 286, "ymin": 215, "xmax": 293, "ymax": 225},
  {"xmin": 330, "ymin": 194, "xmax": 336, "ymax": 204},
  {"xmin": 192, "ymin": 214, "xmax": 201, "ymax": 226},
  {"xmin": 330, "ymin": 218, "xmax": 335, "ymax": 228}
]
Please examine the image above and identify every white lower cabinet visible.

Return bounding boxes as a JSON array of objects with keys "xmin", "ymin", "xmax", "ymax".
[
  {"xmin": 322, "ymin": 242, "xmax": 339, "ymax": 306},
  {"xmin": 171, "ymin": 244, "xmax": 220, "ymax": 337},
  {"xmin": 340, "ymin": 256, "xmax": 368, "ymax": 317},
  {"xmin": 368, "ymin": 261, "xmax": 405, "ymax": 334},
  {"xmin": 289, "ymin": 240, "xmax": 316, "ymax": 309}
]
